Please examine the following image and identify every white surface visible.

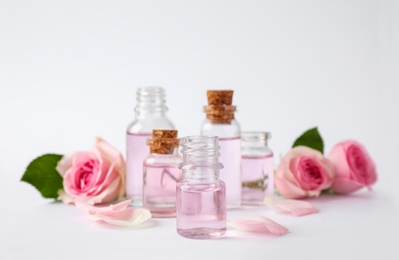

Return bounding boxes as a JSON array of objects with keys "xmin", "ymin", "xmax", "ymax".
[{"xmin": 1, "ymin": 1, "xmax": 398, "ymax": 259}]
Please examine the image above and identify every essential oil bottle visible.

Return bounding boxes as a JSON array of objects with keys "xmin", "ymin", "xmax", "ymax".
[
  {"xmin": 177, "ymin": 136, "xmax": 226, "ymax": 239},
  {"xmin": 126, "ymin": 86, "xmax": 175, "ymax": 206},
  {"xmin": 200, "ymin": 90, "xmax": 241, "ymax": 209},
  {"xmin": 143, "ymin": 130, "xmax": 181, "ymax": 217},
  {"xmin": 241, "ymin": 132, "xmax": 274, "ymax": 205}
]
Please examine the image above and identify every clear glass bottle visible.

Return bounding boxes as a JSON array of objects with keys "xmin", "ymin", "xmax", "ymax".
[
  {"xmin": 177, "ymin": 136, "xmax": 226, "ymax": 239},
  {"xmin": 200, "ymin": 90, "xmax": 241, "ymax": 209},
  {"xmin": 126, "ymin": 86, "xmax": 175, "ymax": 206},
  {"xmin": 143, "ymin": 130, "xmax": 181, "ymax": 217},
  {"xmin": 241, "ymin": 132, "xmax": 274, "ymax": 205}
]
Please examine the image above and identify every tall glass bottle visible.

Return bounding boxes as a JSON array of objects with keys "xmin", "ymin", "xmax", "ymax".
[
  {"xmin": 241, "ymin": 132, "xmax": 274, "ymax": 205},
  {"xmin": 177, "ymin": 136, "xmax": 226, "ymax": 239},
  {"xmin": 200, "ymin": 90, "xmax": 241, "ymax": 209},
  {"xmin": 126, "ymin": 86, "xmax": 175, "ymax": 206},
  {"xmin": 143, "ymin": 130, "xmax": 181, "ymax": 217}
]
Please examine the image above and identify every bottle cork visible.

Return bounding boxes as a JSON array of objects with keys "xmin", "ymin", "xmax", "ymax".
[
  {"xmin": 148, "ymin": 129, "xmax": 179, "ymax": 154},
  {"xmin": 207, "ymin": 90, "xmax": 234, "ymax": 105},
  {"xmin": 204, "ymin": 90, "xmax": 236, "ymax": 124}
]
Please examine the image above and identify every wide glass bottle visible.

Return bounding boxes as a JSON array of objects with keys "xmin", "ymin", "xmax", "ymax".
[
  {"xmin": 241, "ymin": 132, "xmax": 274, "ymax": 205},
  {"xmin": 200, "ymin": 90, "xmax": 241, "ymax": 209},
  {"xmin": 143, "ymin": 130, "xmax": 181, "ymax": 217},
  {"xmin": 177, "ymin": 136, "xmax": 226, "ymax": 239},
  {"xmin": 126, "ymin": 86, "xmax": 175, "ymax": 206}
]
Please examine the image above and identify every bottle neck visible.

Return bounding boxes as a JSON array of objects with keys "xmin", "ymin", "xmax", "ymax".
[
  {"xmin": 241, "ymin": 132, "xmax": 271, "ymax": 148},
  {"xmin": 179, "ymin": 136, "xmax": 223, "ymax": 183},
  {"xmin": 135, "ymin": 86, "xmax": 169, "ymax": 118}
]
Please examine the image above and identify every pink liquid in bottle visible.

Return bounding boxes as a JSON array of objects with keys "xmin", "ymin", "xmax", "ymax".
[
  {"xmin": 143, "ymin": 165, "xmax": 181, "ymax": 217},
  {"xmin": 126, "ymin": 133, "xmax": 152, "ymax": 205},
  {"xmin": 218, "ymin": 137, "xmax": 241, "ymax": 208},
  {"xmin": 241, "ymin": 154, "xmax": 274, "ymax": 205},
  {"xmin": 176, "ymin": 182, "xmax": 226, "ymax": 239}
]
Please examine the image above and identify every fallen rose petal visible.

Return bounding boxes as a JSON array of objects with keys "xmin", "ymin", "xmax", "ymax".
[
  {"xmin": 264, "ymin": 196, "xmax": 317, "ymax": 216},
  {"xmin": 88, "ymin": 207, "xmax": 152, "ymax": 227},
  {"xmin": 75, "ymin": 199, "xmax": 132, "ymax": 215},
  {"xmin": 228, "ymin": 215, "xmax": 288, "ymax": 236}
]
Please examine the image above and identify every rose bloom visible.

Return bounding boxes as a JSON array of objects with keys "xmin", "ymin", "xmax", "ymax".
[
  {"xmin": 327, "ymin": 140, "xmax": 377, "ymax": 194},
  {"xmin": 275, "ymin": 146, "xmax": 335, "ymax": 199},
  {"xmin": 56, "ymin": 137, "xmax": 125, "ymax": 205}
]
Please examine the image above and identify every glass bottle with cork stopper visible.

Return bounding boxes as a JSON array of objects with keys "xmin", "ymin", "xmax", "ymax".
[
  {"xmin": 200, "ymin": 90, "xmax": 241, "ymax": 209},
  {"xmin": 143, "ymin": 129, "xmax": 181, "ymax": 218},
  {"xmin": 126, "ymin": 86, "xmax": 175, "ymax": 206}
]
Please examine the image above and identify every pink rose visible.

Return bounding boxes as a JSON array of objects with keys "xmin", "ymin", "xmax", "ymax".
[
  {"xmin": 275, "ymin": 146, "xmax": 335, "ymax": 199},
  {"xmin": 327, "ymin": 140, "xmax": 377, "ymax": 194},
  {"xmin": 56, "ymin": 137, "xmax": 126, "ymax": 205}
]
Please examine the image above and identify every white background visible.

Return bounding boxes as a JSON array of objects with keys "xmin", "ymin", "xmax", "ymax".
[{"xmin": 0, "ymin": 0, "xmax": 398, "ymax": 259}]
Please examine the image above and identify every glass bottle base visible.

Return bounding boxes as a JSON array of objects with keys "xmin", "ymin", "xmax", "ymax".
[
  {"xmin": 227, "ymin": 202, "xmax": 241, "ymax": 209},
  {"xmin": 177, "ymin": 228, "xmax": 226, "ymax": 239},
  {"xmin": 129, "ymin": 196, "xmax": 143, "ymax": 207},
  {"xmin": 150, "ymin": 210, "xmax": 176, "ymax": 218},
  {"xmin": 241, "ymin": 199, "xmax": 264, "ymax": 206},
  {"xmin": 144, "ymin": 203, "xmax": 176, "ymax": 218}
]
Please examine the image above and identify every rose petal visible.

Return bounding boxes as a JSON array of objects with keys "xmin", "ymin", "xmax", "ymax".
[
  {"xmin": 56, "ymin": 152, "xmax": 88, "ymax": 177},
  {"xmin": 58, "ymin": 189, "xmax": 74, "ymax": 205},
  {"xmin": 82, "ymin": 177, "xmax": 121, "ymax": 205},
  {"xmin": 94, "ymin": 137, "xmax": 126, "ymax": 201},
  {"xmin": 275, "ymin": 177, "xmax": 307, "ymax": 199},
  {"xmin": 331, "ymin": 178, "xmax": 365, "ymax": 194},
  {"xmin": 264, "ymin": 196, "xmax": 318, "ymax": 216},
  {"xmin": 94, "ymin": 137, "xmax": 125, "ymax": 173},
  {"xmin": 228, "ymin": 215, "xmax": 288, "ymax": 236},
  {"xmin": 88, "ymin": 207, "xmax": 152, "ymax": 227},
  {"xmin": 327, "ymin": 144, "xmax": 353, "ymax": 179},
  {"xmin": 75, "ymin": 199, "xmax": 132, "ymax": 215}
]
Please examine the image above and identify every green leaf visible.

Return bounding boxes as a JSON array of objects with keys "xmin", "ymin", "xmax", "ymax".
[
  {"xmin": 21, "ymin": 154, "xmax": 63, "ymax": 199},
  {"xmin": 292, "ymin": 127, "xmax": 324, "ymax": 154}
]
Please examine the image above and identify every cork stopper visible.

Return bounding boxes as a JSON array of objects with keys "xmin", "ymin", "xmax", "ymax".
[
  {"xmin": 148, "ymin": 129, "xmax": 179, "ymax": 154},
  {"xmin": 207, "ymin": 90, "xmax": 234, "ymax": 105},
  {"xmin": 205, "ymin": 90, "xmax": 236, "ymax": 124}
]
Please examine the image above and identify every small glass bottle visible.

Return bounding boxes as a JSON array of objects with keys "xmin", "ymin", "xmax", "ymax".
[
  {"xmin": 126, "ymin": 86, "xmax": 175, "ymax": 206},
  {"xmin": 200, "ymin": 90, "xmax": 241, "ymax": 209},
  {"xmin": 241, "ymin": 132, "xmax": 274, "ymax": 205},
  {"xmin": 143, "ymin": 130, "xmax": 181, "ymax": 217},
  {"xmin": 177, "ymin": 136, "xmax": 226, "ymax": 239}
]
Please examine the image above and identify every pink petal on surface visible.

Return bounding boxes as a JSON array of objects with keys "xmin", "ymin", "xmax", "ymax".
[
  {"xmin": 88, "ymin": 207, "xmax": 152, "ymax": 227},
  {"xmin": 264, "ymin": 197, "xmax": 318, "ymax": 216},
  {"xmin": 75, "ymin": 199, "xmax": 131, "ymax": 214},
  {"xmin": 228, "ymin": 215, "xmax": 288, "ymax": 236}
]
